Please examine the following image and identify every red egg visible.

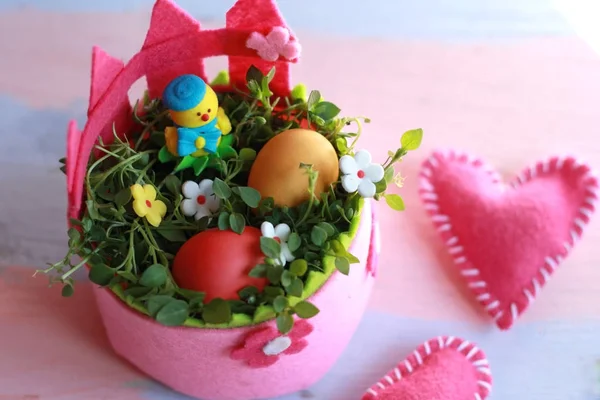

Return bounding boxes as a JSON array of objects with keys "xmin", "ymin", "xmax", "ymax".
[{"xmin": 172, "ymin": 227, "xmax": 267, "ymax": 302}]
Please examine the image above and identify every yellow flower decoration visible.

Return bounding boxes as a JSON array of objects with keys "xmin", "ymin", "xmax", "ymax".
[{"xmin": 130, "ymin": 184, "xmax": 167, "ymax": 227}]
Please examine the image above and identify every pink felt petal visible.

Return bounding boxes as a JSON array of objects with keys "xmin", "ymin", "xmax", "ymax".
[
  {"xmin": 66, "ymin": 120, "xmax": 81, "ymax": 194},
  {"xmin": 283, "ymin": 339, "xmax": 307, "ymax": 355},
  {"xmin": 88, "ymin": 46, "xmax": 124, "ymax": 113},
  {"xmin": 419, "ymin": 150, "xmax": 599, "ymax": 330},
  {"xmin": 362, "ymin": 336, "xmax": 492, "ymax": 400},
  {"xmin": 266, "ymin": 27, "xmax": 290, "ymax": 47},
  {"xmin": 289, "ymin": 319, "xmax": 313, "ymax": 339},
  {"xmin": 142, "ymin": 0, "xmax": 206, "ymax": 98},
  {"xmin": 226, "ymin": 0, "xmax": 295, "ymax": 96},
  {"xmin": 246, "ymin": 354, "xmax": 279, "ymax": 368},
  {"xmin": 230, "ymin": 346, "xmax": 256, "ymax": 360},
  {"xmin": 280, "ymin": 42, "xmax": 300, "ymax": 60},
  {"xmin": 246, "ymin": 32, "xmax": 268, "ymax": 51},
  {"xmin": 244, "ymin": 327, "xmax": 277, "ymax": 348}
]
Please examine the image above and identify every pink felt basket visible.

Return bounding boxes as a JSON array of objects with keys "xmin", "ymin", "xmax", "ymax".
[
  {"xmin": 64, "ymin": 1, "xmax": 379, "ymax": 398},
  {"xmin": 92, "ymin": 200, "xmax": 378, "ymax": 400}
]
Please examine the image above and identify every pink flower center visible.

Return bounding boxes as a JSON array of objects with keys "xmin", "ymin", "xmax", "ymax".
[
  {"xmin": 145, "ymin": 200, "xmax": 152, "ymax": 208},
  {"xmin": 274, "ymin": 237, "xmax": 281, "ymax": 243},
  {"xmin": 197, "ymin": 195, "xmax": 206, "ymax": 205},
  {"xmin": 357, "ymin": 170, "xmax": 365, "ymax": 179}
]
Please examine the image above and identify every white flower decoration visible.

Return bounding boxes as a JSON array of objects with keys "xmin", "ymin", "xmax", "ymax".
[
  {"xmin": 261, "ymin": 221, "xmax": 295, "ymax": 266},
  {"xmin": 339, "ymin": 150, "xmax": 385, "ymax": 198},
  {"xmin": 181, "ymin": 179, "xmax": 221, "ymax": 220}
]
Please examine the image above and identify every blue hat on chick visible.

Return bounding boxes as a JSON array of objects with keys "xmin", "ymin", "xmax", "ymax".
[{"xmin": 162, "ymin": 74, "xmax": 207, "ymax": 112}]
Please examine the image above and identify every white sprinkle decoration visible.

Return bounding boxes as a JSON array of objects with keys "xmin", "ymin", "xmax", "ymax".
[
  {"xmin": 455, "ymin": 256, "xmax": 467, "ymax": 264},
  {"xmin": 384, "ymin": 375, "xmax": 394, "ymax": 385},
  {"xmin": 394, "ymin": 367, "xmax": 401, "ymax": 380},
  {"xmin": 556, "ymin": 158, "xmax": 564, "ymax": 170},
  {"xmin": 367, "ymin": 389, "xmax": 378, "ymax": 397},
  {"xmin": 376, "ymin": 382, "xmax": 385, "ymax": 389},
  {"xmin": 461, "ymin": 269, "xmax": 480, "ymax": 276},
  {"xmin": 475, "ymin": 393, "xmax": 483, "ymax": 400},
  {"xmin": 437, "ymin": 336, "xmax": 445, "ymax": 348},
  {"xmin": 542, "ymin": 162, "xmax": 550, "ymax": 173},
  {"xmin": 432, "ymin": 214, "xmax": 450, "ymax": 222},
  {"xmin": 533, "ymin": 278, "xmax": 541, "ymax": 295},
  {"xmin": 446, "ymin": 236, "xmax": 459, "ymax": 246},
  {"xmin": 424, "ymin": 341, "xmax": 431, "ymax": 355},
  {"xmin": 437, "ymin": 223, "xmax": 452, "ymax": 232},
  {"xmin": 524, "ymin": 288, "xmax": 534, "ymax": 303},
  {"xmin": 469, "ymin": 281, "xmax": 487, "ymax": 288},
  {"xmin": 421, "ymin": 167, "xmax": 433, "ymax": 177},
  {"xmin": 493, "ymin": 311, "xmax": 504, "ymax": 321},
  {"xmin": 584, "ymin": 197, "xmax": 596, "ymax": 206},
  {"xmin": 428, "ymin": 156, "xmax": 439, "ymax": 167},
  {"xmin": 414, "ymin": 350, "xmax": 423, "ymax": 365},
  {"xmin": 262, "ymin": 336, "xmax": 292, "ymax": 356},
  {"xmin": 466, "ymin": 346, "xmax": 478, "ymax": 360},
  {"xmin": 423, "ymin": 203, "xmax": 439, "ymax": 211},
  {"xmin": 478, "ymin": 367, "xmax": 492, "ymax": 376},
  {"xmin": 580, "ymin": 207, "xmax": 593, "ymax": 218},
  {"xmin": 485, "ymin": 300, "xmax": 500, "ymax": 310},
  {"xmin": 574, "ymin": 218, "xmax": 586, "ymax": 231},
  {"xmin": 457, "ymin": 340, "xmax": 470, "ymax": 352},
  {"xmin": 510, "ymin": 303, "xmax": 519, "ymax": 322},
  {"xmin": 421, "ymin": 192, "xmax": 439, "ymax": 201},
  {"xmin": 478, "ymin": 380, "xmax": 492, "ymax": 392},
  {"xmin": 449, "ymin": 246, "xmax": 464, "ymax": 255},
  {"xmin": 540, "ymin": 266, "xmax": 551, "ymax": 282},
  {"xmin": 446, "ymin": 336, "xmax": 456, "ymax": 346},
  {"xmin": 570, "ymin": 229, "xmax": 579, "ymax": 243},
  {"xmin": 472, "ymin": 359, "xmax": 488, "ymax": 367},
  {"xmin": 404, "ymin": 359, "xmax": 413, "ymax": 373},
  {"xmin": 476, "ymin": 293, "xmax": 491, "ymax": 301}
]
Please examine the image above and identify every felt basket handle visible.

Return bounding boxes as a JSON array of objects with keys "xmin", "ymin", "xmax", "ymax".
[{"xmin": 66, "ymin": 0, "xmax": 299, "ymax": 223}]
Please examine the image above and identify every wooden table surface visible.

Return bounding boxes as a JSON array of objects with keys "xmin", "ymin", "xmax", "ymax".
[{"xmin": 1, "ymin": 1, "xmax": 600, "ymax": 399}]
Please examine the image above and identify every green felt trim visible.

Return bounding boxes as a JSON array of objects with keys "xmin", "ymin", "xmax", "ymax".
[{"xmin": 105, "ymin": 198, "xmax": 365, "ymax": 329}]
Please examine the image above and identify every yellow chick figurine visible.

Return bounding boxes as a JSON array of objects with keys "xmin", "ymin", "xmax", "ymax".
[{"xmin": 162, "ymin": 74, "xmax": 232, "ymax": 157}]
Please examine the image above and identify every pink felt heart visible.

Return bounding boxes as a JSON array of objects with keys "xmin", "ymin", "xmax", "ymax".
[
  {"xmin": 362, "ymin": 336, "xmax": 492, "ymax": 400},
  {"xmin": 419, "ymin": 150, "xmax": 599, "ymax": 330}
]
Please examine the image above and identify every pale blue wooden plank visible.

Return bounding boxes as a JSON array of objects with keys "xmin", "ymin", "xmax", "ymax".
[{"xmin": 0, "ymin": 0, "xmax": 574, "ymax": 40}]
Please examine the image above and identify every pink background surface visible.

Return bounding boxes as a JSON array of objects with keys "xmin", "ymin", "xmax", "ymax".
[{"xmin": 1, "ymin": 2, "xmax": 600, "ymax": 399}]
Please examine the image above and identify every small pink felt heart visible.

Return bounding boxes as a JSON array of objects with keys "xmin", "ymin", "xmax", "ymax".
[
  {"xmin": 362, "ymin": 336, "xmax": 492, "ymax": 400},
  {"xmin": 419, "ymin": 150, "xmax": 599, "ymax": 330}
]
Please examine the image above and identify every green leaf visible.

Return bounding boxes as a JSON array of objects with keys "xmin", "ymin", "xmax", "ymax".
[
  {"xmin": 96, "ymin": 184, "xmax": 115, "ymax": 201},
  {"xmin": 294, "ymin": 301, "xmax": 320, "ymax": 319},
  {"xmin": 310, "ymin": 226, "xmax": 327, "ymax": 246},
  {"xmin": 86, "ymin": 200, "xmax": 99, "ymax": 220},
  {"xmin": 238, "ymin": 286, "xmax": 259, "ymax": 302},
  {"xmin": 164, "ymin": 175, "xmax": 181, "ymax": 196},
  {"xmin": 124, "ymin": 286, "xmax": 154, "ymax": 299},
  {"xmin": 289, "ymin": 259, "xmax": 308, "ymax": 277},
  {"xmin": 346, "ymin": 252, "xmax": 360, "ymax": 264},
  {"xmin": 317, "ymin": 222, "xmax": 335, "ymax": 237},
  {"xmin": 335, "ymin": 137, "xmax": 348, "ymax": 154},
  {"xmin": 147, "ymin": 295, "xmax": 174, "ymax": 316},
  {"xmin": 239, "ymin": 148, "xmax": 257, "ymax": 161},
  {"xmin": 400, "ymin": 128, "xmax": 423, "ymax": 151},
  {"xmin": 229, "ymin": 213, "xmax": 246, "ymax": 234},
  {"xmin": 156, "ymin": 228, "xmax": 187, "ymax": 242},
  {"xmin": 175, "ymin": 155, "xmax": 196, "ymax": 172},
  {"xmin": 307, "ymin": 90, "xmax": 321, "ymax": 109},
  {"xmin": 374, "ymin": 179, "xmax": 387, "ymax": 194},
  {"xmin": 276, "ymin": 312, "xmax": 294, "ymax": 334},
  {"xmin": 287, "ymin": 277, "xmax": 304, "ymax": 297},
  {"xmin": 287, "ymin": 233, "xmax": 301, "ymax": 252},
  {"xmin": 217, "ymin": 146, "xmax": 237, "ymax": 160},
  {"xmin": 273, "ymin": 296, "xmax": 289, "ymax": 313},
  {"xmin": 177, "ymin": 288, "xmax": 206, "ymax": 303},
  {"xmin": 67, "ymin": 227, "xmax": 81, "ymax": 242},
  {"xmin": 61, "ymin": 284, "xmax": 74, "ymax": 297},
  {"xmin": 312, "ymin": 101, "xmax": 341, "ymax": 121},
  {"xmin": 218, "ymin": 212, "xmax": 230, "ymax": 230},
  {"xmin": 246, "ymin": 65, "xmax": 264, "ymax": 84},
  {"xmin": 192, "ymin": 156, "xmax": 209, "ymax": 176},
  {"xmin": 248, "ymin": 264, "xmax": 268, "ymax": 278},
  {"xmin": 263, "ymin": 285, "xmax": 285, "ymax": 297},
  {"xmin": 260, "ymin": 237, "xmax": 281, "ymax": 259},
  {"xmin": 335, "ymin": 257, "xmax": 350, "ymax": 275},
  {"xmin": 114, "ymin": 188, "xmax": 132, "ymax": 208},
  {"xmin": 291, "ymin": 83, "xmax": 307, "ymax": 102},
  {"xmin": 88, "ymin": 264, "xmax": 114, "ymax": 286},
  {"xmin": 158, "ymin": 146, "xmax": 176, "ymax": 163},
  {"xmin": 156, "ymin": 299, "xmax": 189, "ymax": 326},
  {"xmin": 384, "ymin": 166, "xmax": 394, "ymax": 184},
  {"xmin": 212, "ymin": 178, "xmax": 232, "ymax": 200},
  {"xmin": 210, "ymin": 70, "xmax": 230, "ymax": 86},
  {"xmin": 384, "ymin": 194, "xmax": 405, "ymax": 211},
  {"xmin": 236, "ymin": 187, "xmax": 261, "ymax": 208},
  {"xmin": 202, "ymin": 298, "xmax": 232, "ymax": 324},
  {"xmin": 139, "ymin": 264, "xmax": 168, "ymax": 288},
  {"xmin": 281, "ymin": 270, "xmax": 294, "ymax": 286},
  {"xmin": 82, "ymin": 218, "xmax": 93, "ymax": 232},
  {"xmin": 267, "ymin": 265, "xmax": 283, "ymax": 285}
]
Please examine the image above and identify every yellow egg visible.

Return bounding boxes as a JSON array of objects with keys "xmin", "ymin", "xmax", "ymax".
[{"xmin": 248, "ymin": 129, "xmax": 340, "ymax": 207}]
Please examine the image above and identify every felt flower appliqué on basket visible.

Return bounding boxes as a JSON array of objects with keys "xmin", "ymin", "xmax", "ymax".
[{"xmin": 40, "ymin": 1, "xmax": 423, "ymax": 399}]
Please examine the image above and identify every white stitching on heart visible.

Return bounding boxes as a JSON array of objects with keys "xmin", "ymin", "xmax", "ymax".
[
  {"xmin": 361, "ymin": 336, "xmax": 493, "ymax": 400},
  {"xmin": 418, "ymin": 150, "xmax": 599, "ymax": 330}
]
